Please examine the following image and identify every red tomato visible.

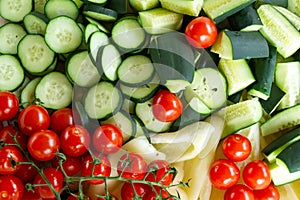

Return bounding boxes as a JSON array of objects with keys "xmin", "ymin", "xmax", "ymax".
[
  {"xmin": 50, "ymin": 108, "xmax": 74, "ymax": 135},
  {"xmin": 224, "ymin": 184, "xmax": 254, "ymax": 200},
  {"xmin": 142, "ymin": 189, "xmax": 173, "ymax": 200},
  {"xmin": 243, "ymin": 160, "xmax": 271, "ymax": 190},
  {"xmin": 145, "ymin": 160, "xmax": 174, "ymax": 186},
  {"xmin": 33, "ymin": 168, "xmax": 64, "ymax": 199},
  {"xmin": 22, "ymin": 189, "xmax": 43, "ymax": 200},
  {"xmin": 253, "ymin": 183, "xmax": 280, "ymax": 200},
  {"xmin": 51, "ymin": 155, "xmax": 82, "ymax": 176},
  {"xmin": 185, "ymin": 16, "xmax": 218, "ymax": 48},
  {"xmin": 15, "ymin": 157, "xmax": 40, "ymax": 183},
  {"xmin": 0, "ymin": 175, "xmax": 24, "ymax": 200},
  {"xmin": 27, "ymin": 130, "xmax": 60, "ymax": 161},
  {"xmin": 81, "ymin": 154, "xmax": 111, "ymax": 185},
  {"xmin": 121, "ymin": 182, "xmax": 150, "ymax": 200},
  {"xmin": 0, "ymin": 91, "xmax": 19, "ymax": 121},
  {"xmin": 0, "ymin": 145, "xmax": 24, "ymax": 175},
  {"xmin": 92, "ymin": 124, "xmax": 123, "ymax": 155},
  {"xmin": 209, "ymin": 159, "xmax": 240, "ymax": 190},
  {"xmin": 17, "ymin": 105, "xmax": 50, "ymax": 136},
  {"xmin": 66, "ymin": 194, "xmax": 91, "ymax": 200},
  {"xmin": 0, "ymin": 124, "xmax": 27, "ymax": 149},
  {"xmin": 60, "ymin": 125, "xmax": 90, "ymax": 157},
  {"xmin": 117, "ymin": 152, "xmax": 148, "ymax": 180},
  {"xmin": 222, "ymin": 133, "xmax": 252, "ymax": 162},
  {"xmin": 152, "ymin": 90, "xmax": 183, "ymax": 122}
]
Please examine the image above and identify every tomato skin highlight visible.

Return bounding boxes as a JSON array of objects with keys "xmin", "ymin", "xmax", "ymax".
[
  {"xmin": 185, "ymin": 16, "xmax": 218, "ymax": 48},
  {"xmin": 0, "ymin": 145, "xmax": 24, "ymax": 175},
  {"xmin": 209, "ymin": 159, "xmax": 240, "ymax": 190},
  {"xmin": 152, "ymin": 90, "xmax": 183, "ymax": 122},
  {"xmin": 0, "ymin": 175, "xmax": 24, "ymax": 200},
  {"xmin": 17, "ymin": 105, "xmax": 50, "ymax": 136},
  {"xmin": 50, "ymin": 108, "xmax": 74, "ymax": 135},
  {"xmin": 243, "ymin": 160, "xmax": 271, "ymax": 190},
  {"xmin": 222, "ymin": 133, "xmax": 252, "ymax": 162},
  {"xmin": 224, "ymin": 184, "xmax": 254, "ymax": 200},
  {"xmin": 0, "ymin": 91, "xmax": 19, "ymax": 121}
]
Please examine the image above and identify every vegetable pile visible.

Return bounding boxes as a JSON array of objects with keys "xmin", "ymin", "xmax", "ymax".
[{"xmin": 0, "ymin": 0, "xmax": 300, "ymax": 199}]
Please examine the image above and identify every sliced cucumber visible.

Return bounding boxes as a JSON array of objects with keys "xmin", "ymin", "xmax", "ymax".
[
  {"xmin": 259, "ymin": 84, "xmax": 285, "ymax": 115},
  {"xmin": 44, "ymin": 0, "xmax": 79, "ymax": 20},
  {"xmin": 83, "ymin": 3, "xmax": 118, "ymax": 22},
  {"xmin": 0, "ymin": 0, "xmax": 32, "ymax": 22},
  {"xmin": 84, "ymin": 23, "xmax": 100, "ymax": 43},
  {"xmin": 159, "ymin": 0, "xmax": 203, "ymax": 16},
  {"xmin": 274, "ymin": 5, "xmax": 300, "ymax": 31},
  {"xmin": 35, "ymin": 72, "xmax": 73, "ymax": 109},
  {"xmin": 23, "ymin": 12, "xmax": 49, "ymax": 35},
  {"xmin": 87, "ymin": 31, "xmax": 109, "ymax": 63},
  {"xmin": 288, "ymin": 0, "xmax": 300, "ymax": 16},
  {"xmin": 129, "ymin": 0, "xmax": 159, "ymax": 11},
  {"xmin": 20, "ymin": 77, "xmax": 41, "ymax": 107}
]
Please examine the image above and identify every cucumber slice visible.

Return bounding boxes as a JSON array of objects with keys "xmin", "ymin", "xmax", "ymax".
[
  {"xmin": 274, "ymin": 5, "xmax": 300, "ymax": 31},
  {"xmin": 258, "ymin": 4, "xmax": 300, "ymax": 58},
  {"xmin": 261, "ymin": 104, "xmax": 300, "ymax": 136},
  {"xmin": 0, "ymin": 0, "xmax": 32, "ymax": 22},
  {"xmin": 129, "ymin": 0, "xmax": 159, "ymax": 11},
  {"xmin": 20, "ymin": 77, "xmax": 41, "ymax": 108},
  {"xmin": 259, "ymin": 84, "xmax": 285, "ymax": 115},
  {"xmin": 23, "ymin": 12, "xmax": 49, "ymax": 35},
  {"xmin": 87, "ymin": 31, "xmax": 109, "ymax": 63},
  {"xmin": 83, "ymin": 3, "xmax": 118, "ymax": 21},
  {"xmin": 288, "ymin": 0, "xmax": 300, "ymax": 16},
  {"xmin": 44, "ymin": 0, "xmax": 79, "ymax": 20},
  {"xmin": 35, "ymin": 72, "xmax": 73, "ymax": 109},
  {"xmin": 159, "ymin": 0, "xmax": 203, "ymax": 16}
]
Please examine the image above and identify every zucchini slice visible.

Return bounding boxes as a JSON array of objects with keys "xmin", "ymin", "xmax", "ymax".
[
  {"xmin": 0, "ymin": 0, "xmax": 32, "ymax": 22},
  {"xmin": 83, "ymin": 3, "xmax": 118, "ymax": 22},
  {"xmin": 23, "ymin": 12, "xmax": 49, "ymax": 35},
  {"xmin": 159, "ymin": 0, "xmax": 203, "ymax": 17},
  {"xmin": 129, "ymin": 0, "xmax": 159, "ymax": 11}
]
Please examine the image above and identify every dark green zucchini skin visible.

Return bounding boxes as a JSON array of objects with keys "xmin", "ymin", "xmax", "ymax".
[
  {"xmin": 259, "ymin": 84, "xmax": 285, "ymax": 114},
  {"xmin": 228, "ymin": 4, "xmax": 262, "ymax": 30},
  {"xmin": 256, "ymin": 0, "xmax": 288, "ymax": 7},
  {"xmin": 277, "ymin": 139, "xmax": 300, "ymax": 173}
]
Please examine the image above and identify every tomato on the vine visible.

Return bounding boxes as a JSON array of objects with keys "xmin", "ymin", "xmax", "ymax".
[
  {"xmin": 117, "ymin": 152, "xmax": 148, "ymax": 180},
  {"xmin": 121, "ymin": 182, "xmax": 150, "ymax": 200},
  {"xmin": 0, "ymin": 145, "xmax": 24, "ymax": 175},
  {"xmin": 0, "ymin": 124, "xmax": 27, "ymax": 149},
  {"xmin": 22, "ymin": 189, "xmax": 43, "ymax": 200},
  {"xmin": 152, "ymin": 90, "xmax": 183, "ymax": 122},
  {"xmin": 66, "ymin": 194, "xmax": 91, "ymax": 200},
  {"xmin": 222, "ymin": 133, "xmax": 252, "ymax": 162},
  {"xmin": 243, "ymin": 160, "xmax": 271, "ymax": 190},
  {"xmin": 17, "ymin": 104, "xmax": 50, "ymax": 136},
  {"xmin": 33, "ymin": 168, "xmax": 64, "ymax": 199},
  {"xmin": 145, "ymin": 160, "xmax": 174, "ymax": 186},
  {"xmin": 224, "ymin": 184, "xmax": 254, "ymax": 200},
  {"xmin": 51, "ymin": 155, "xmax": 82, "ymax": 176},
  {"xmin": 27, "ymin": 129, "xmax": 60, "ymax": 161},
  {"xmin": 209, "ymin": 159, "xmax": 240, "ymax": 190},
  {"xmin": 253, "ymin": 183, "xmax": 280, "ymax": 200},
  {"xmin": 15, "ymin": 157, "xmax": 40, "ymax": 183},
  {"xmin": 185, "ymin": 16, "xmax": 218, "ymax": 48},
  {"xmin": 92, "ymin": 124, "xmax": 123, "ymax": 155},
  {"xmin": 81, "ymin": 154, "xmax": 111, "ymax": 185},
  {"xmin": 0, "ymin": 175, "xmax": 24, "ymax": 200},
  {"xmin": 60, "ymin": 125, "xmax": 90, "ymax": 157},
  {"xmin": 50, "ymin": 108, "xmax": 74, "ymax": 135},
  {"xmin": 0, "ymin": 91, "xmax": 19, "ymax": 121}
]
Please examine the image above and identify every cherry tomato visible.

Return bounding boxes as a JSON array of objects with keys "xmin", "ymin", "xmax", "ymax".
[
  {"xmin": 209, "ymin": 159, "xmax": 240, "ymax": 190},
  {"xmin": 17, "ymin": 105, "xmax": 50, "ymax": 136},
  {"xmin": 224, "ymin": 184, "xmax": 254, "ymax": 200},
  {"xmin": 117, "ymin": 152, "xmax": 148, "ymax": 180},
  {"xmin": 22, "ymin": 189, "xmax": 43, "ymax": 200},
  {"xmin": 0, "ymin": 175, "xmax": 24, "ymax": 200},
  {"xmin": 92, "ymin": 124, "xmax": 123, "ymax": 155},
  {"xmin": 66, "ymin": 194, "xmax": 91, "ymax": 200},
  {"xmin": 121, "ymin": 182, "xmax": 150, "ymax": 200},
  {"xmin": 185, "ymin": 16, "xmax": 218, "ymax": 48},
  {"xmin": 145, "ymin": 160, "xmax": 174, "ymax": 186},
  {"xmin": 0, "ymin": 145, "xmax": 24, "ymax": 175},
  {"xmin": 27, "ymin": 130, "xmax": 60, "ymax": 161},
  {"xmin": 15, "ymin": 157, "xmax": 40, "ymax": 183},
  {"xmin": 60, "ymin": 125, "xmax": 90, "ymax": 157},
  {"xmin": 152, "ymin": 90, "xmax": 183, "ymax": 122},
  {"xmin": 0, "ymin": 124, "xmax": 27, "ymax": 149},
  {"xmin": 81, "ymin": 154, "xmax": 111, "ymax": 185},
  {"xmin": 50, "ymin": 108, "xmax": 74, "ymax": 135},
  {"xmin": 253, "ymin": 183, "xmax": 280, "ymax": 200},
  {"xmin": 51, "ymin": 155, "xmax": 82, "ymax": 176},
  {"xmin": 0, "ymin": 91, "xmax": 19, "ymax": 121},
  {"xmin": 243, "ymin": 160, "xmax": 271, "ymax": 190},
  {"xmin": 142, "ymin": 189, "xmax": 173, "ymax": 200},
  {"xmin": 33, "ymin": 168, "xmax": 64, "ymax": 199},
  {"xmin": 222, "ymin": 133, "xmax": 252, "ymax": 162}
]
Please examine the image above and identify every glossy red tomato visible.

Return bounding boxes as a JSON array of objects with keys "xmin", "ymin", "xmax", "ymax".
[
  {"xmin": 50, "ymin": 108, "xmax": 74, "ymax": 135},
  {"xmin": 145, "ymin": 160, "xmax": 174, "ymax": 186},
  {"xmin": 152, "ymin": 90, "xmax": 183, "ymax": 122},
  {"xmin": 0, "ymin": 124, "xmax": 27, "ymax": 149},
  {"xmin": 243, "ymin": 160, "xmax": 271, "ymax": 190},
  {"xmin": 209, "ymin": 159, "xmax": 240, "ymax": 190},
  {"xmin": 0, "ymin": 145, "xmax": 24, "ymax": 175},
  {"xmin": 222, "ymin": 133, "xmax": 252, "ymax": 162},
  {"xmin": 60, "ymin": 125, "xmax": 90, "ymax": 157},
  {"xmin": 92, "ymin": 124, "xmax": 123, "ymax": 155},
  {"xmin": 253, "ymin": 183, "xmax": 280, "ymax": 200},
  {"xmin": 15, "ymin": 157, "xmax": 39, "ymax": 183},
  {"xmin": 121, "ymin": 182, "xmax": 150, "ymax": 200},
  {"xmin": 81, "ymin": 154, "xmax": 111, "ymax": 185},
  {"xmin": 0, "ymin": 175, "xmax": 24, "ymax": 200},
  {"xmin": 27, "ymin": 130, "xmax": 60, "ymax": 161},
  {"xmin": 185, "ymin": 16, "xmax": 218, "ymax": 48},
  {"xmin": 0, "ymin": 91, "xmax": 19, "ymax": 121},
  {"xmin": 17, "ymin": 105, "xmax": 50, "ymax": 136},
  {"xmin": 22, "ymin": 189, "xmax": 43, "ymax": 200},
  {"xmin": 117, "ymin": 152, "xmax": 148, "ymax": 180},
  {"xmin": 224, "ymin": 184, "xmax": 254, "ymax": 200},
  {"xmin": 142, "ymin": 189, "xmax": 173, "ymax": 200},
  {"xmin": 51, "ymin": 155, "xmax": 82, "ymax": 176},
  {"xmin": 33, "ymin": 168, "xmax": 64, "ymax": 199}
]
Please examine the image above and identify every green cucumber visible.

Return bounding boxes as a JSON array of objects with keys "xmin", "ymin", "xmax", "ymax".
[
  {"xmin": 23, "ymin": 12, "xmax": 49, "ymax": 35},
  {"xmin": 274, "ymin": 5, "xmax": 300, "ymax": 31},
  {"xmin": 211, "ymin": 30, "xmax": 269, "ymax": 60},
  {"xmin": 159, "ymin": 0, "xmax": 203, "ymax": 17},
  {"xmin": 106, "ymin": 0, "xmax": 135, "ymax": 14},
  {"xmin": 257, "ymin": 4, "xmax": 300, "ymax": 58},
  {"xmin": 261, "ymin": 104, "xmax": 300, "ymax": 136},
  {"xmin": 288, "ymin": 0, "xmax": 300, "ymax": 16},
  {"xmin": 0, "ymin": 0, "xmax": 32, "ymax": 22},
  {"xmin": 20, "ymin": 77, "xmax": 41, "ymax": 108},
  {"xmin": 83, "ymin": 3, "xmax": 118, "ymax": 22},
  {"xmin": 44, "ymin": 0, "xmax": 79, "ymax": 20},
  {"xmin": 202, "ymin": 0, "xmax": 255, "ymax": 23},
  {"xmin": 259, "ymin": 84, "xmax": 285, "ymax": 115},
  {"xmin": 218, "ymin": 58, "xmax": 255, "ymax": 96},
  {"xmin": 129, "ymin": 0, "xmax": 159, "ymax": 11}
]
